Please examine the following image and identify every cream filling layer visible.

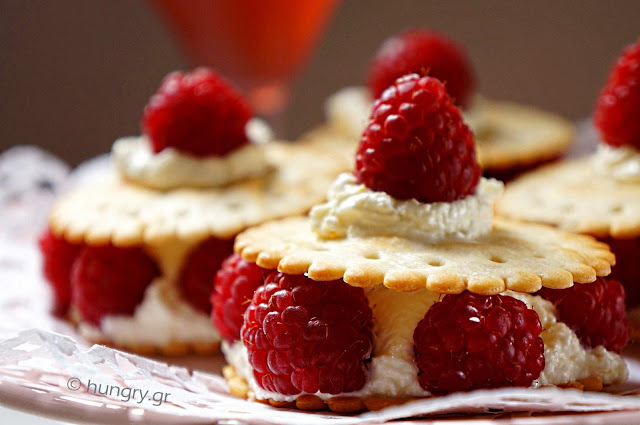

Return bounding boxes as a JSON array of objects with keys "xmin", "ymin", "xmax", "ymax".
[
  {"xmin": 310, "ymin": 173, "xmax": 504, "ymax": 243},
  {"xmin": 592, "ymin": 144, "xmax": 640, "ymax": 183},
  {"xmin": 79, "ymin": 278, "xmax": 220, "ymax": 347},
  {"xmin": 112, "ymin": 118, "xmax": 273, "ymax": 190},
  {"xmin": 325, "ymin": 86, "xmax": 488, "ymax": 140},
  {"xmin": 224, "ymin": 289, "xmax": 627, "ymax": 401},
  {"xmin": 78, "ymin": 236, "xmax": 220, "ymax": 348}
]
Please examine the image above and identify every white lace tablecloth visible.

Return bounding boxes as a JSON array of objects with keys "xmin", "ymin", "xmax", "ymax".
[{"xmin": 0, "ymin": 137, "xmax": 639, "ymax": 425}]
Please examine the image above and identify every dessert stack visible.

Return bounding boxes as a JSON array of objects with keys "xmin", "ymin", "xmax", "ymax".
[
  {"xmin": 213, "ymin": 74, "xmax": 629, "ymax": 412},
  {"xmin": 39, "ymin": 68, "xmax": 353, "ymax": 355}
]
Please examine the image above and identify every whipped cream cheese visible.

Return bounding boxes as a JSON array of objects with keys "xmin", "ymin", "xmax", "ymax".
[
  {"xmin": 592, "ymin": 144, "xmax": 640, "ymax": 183},
  {"xmin": 224, "ymin": 288, "xmax": 627, "ymax": 402},
  {"xmin": 325, "ymin": 86, "xmax": 489, "ymax": 140},
  {"xmin": 503, "ymin": 291, "xmax": 627, "ymax": 387},
  {"xmin": 78, "ymin": 235, "xmax": 219, "ymax": 348},
  {"xmin": 310, "ymin": 173, "xmax": 504, "ymax": 243},
  {"xmin": 79, "ymin": 278, "xmax": 220, "ymax": 347},
  {"xmin": 112, "ymin": 118, "xmax": 273, "ymax": 190}
]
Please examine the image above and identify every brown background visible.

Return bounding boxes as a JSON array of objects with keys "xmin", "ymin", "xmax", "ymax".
[{"xmin": 1, "ymin": 0, "xmax": 639, "ymax": 165}]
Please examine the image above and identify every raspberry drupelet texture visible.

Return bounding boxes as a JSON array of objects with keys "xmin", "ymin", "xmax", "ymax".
[
  {"xmin": 242, "ymin": 272, "xmax": 374, "ymax": 396},
  {"xmin": 38, "ymin": 229, "xmax": 81, "ymax": 317},
  {"xmin": 538, "ymin": 278, "xmax": 629, "ymax": 353},
  {"xmin": 594, "ymin": 39, "xmax": 640, "ymax": 149},
  {"xmin": 355, "ymin": 74, "xmax": 482, "ymax": 203},
  {"xmin": 367, "ymin": 30, "xmax": 476, "ymax": 108},
  {"xmin": 211, "ymin": 253, "xmax": 267, "ymax": 342},
  {"xmin": 179, "ymin": 236, "xmax": 235, "ymax": 314},
  {"xmin": 142, "ymin": 67, "xmax": 253, "ymax": 157},
  {"xmin": 71, "ymin": 245, "xmax": 159, "ymax": 326},
  {"xmin": 413, "ymin": 292, "xmax": 545, "ymax": 395}
]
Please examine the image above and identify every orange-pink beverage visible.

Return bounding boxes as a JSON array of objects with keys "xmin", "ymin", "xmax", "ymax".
[{"xmin": 148, "ymin": 0, "xmax": 340, "ymax": 89}]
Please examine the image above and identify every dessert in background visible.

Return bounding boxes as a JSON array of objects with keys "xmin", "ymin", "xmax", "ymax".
[
  {"xmin": 39, "ymin": 68, "xmax": 353, "ymax": 355},
  {"xmin": 214, "ymin": 74, "xmax": 628, "ymax": 412},
  {"xmin": 325, "ymin": 29, "xmax": 574, "ymax": 180},
  {"xmin": 497, "ymin": 39, "xmax": 640, "ymax": 338}
]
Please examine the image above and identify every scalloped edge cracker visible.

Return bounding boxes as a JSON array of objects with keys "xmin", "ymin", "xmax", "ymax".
[
  {"xmin": 49, "ymin": 134, "xmax": 353, "ymax": 246},
  {"xmin": 236, "ymin": 216, "xmax": 613, "ymax": 294},
  {"xmin": 475, "ymin": 100, "xmax": 574, "ymax": 170},
  {"xmin": 497, "ymin": 157, "xmax": 640, "ymax": 238}
]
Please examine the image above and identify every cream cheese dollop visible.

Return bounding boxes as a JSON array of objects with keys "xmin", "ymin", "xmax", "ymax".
[
  {"xmin": 112, "ymin": 118, "xmax": 273, "ymax": 190},
  {"xmin": 592, "ymin": 144, "xmax": 640, "ymax": 183},
  {"xmin": 310, "ymin": 173, "xmax": 504, "ymax": 243}
]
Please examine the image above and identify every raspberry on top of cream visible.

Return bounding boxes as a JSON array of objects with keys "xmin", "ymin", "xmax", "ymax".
[
  {"xmin": 593, "ymin": 38, "xmax": 640, "ymax": 183},
  {"xmin": 326, "ymin": 86, "xmax": 489, "ymax": 142},
  {"xmin": 112, "ymin": 68, "xmax": 274, "ymax": 190},
  {"xmin": 313, "ymin": 73, "xmax": 502, "ymax": 243}
]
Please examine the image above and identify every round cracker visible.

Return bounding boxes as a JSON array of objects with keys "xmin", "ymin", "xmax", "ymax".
[
  {"xmin": 475, "ymin": 100, "xmax": 573, "ymax": 170},
  {"xmin": 49, "ymin": 135, "xmax": 354, "ymax": 246},
  {"xmin": 325, "ymin": 86, "xmax": 574, "ymax": 172},
  {"xmin": 235, "ymin": 216, "xmax": 613, "ymax": 294},
  {"xmin": 497, "ymin": 157, "xmax": 640, "ymax": 238}
]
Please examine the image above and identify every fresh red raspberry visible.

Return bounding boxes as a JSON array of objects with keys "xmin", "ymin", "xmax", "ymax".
[
  {"xmin": 594, "ymin": 39, "xmax": 640, "ymax": 149},
  {"xmin": 413, "ymin": 292, "xmax": 545, "ymax": 395},
  {"xmin": 179, "ymin": 236, "xmax": 235, "ymax": 314},
  {"xmin": 601, "ymin": 236, "xmax": 640, "ymax": 308},
  {"xmin": 367, "ymin": 30, "xmax": 476, "ymax": 108},
  {"xmin": 38, "ymin": 229, "xmax": 81, "ymax": 317},
  {"xmin": 242, "ymin": 272, "xmax": 373, "ymax": 396},
  {"xmin": 71, "ymin": 245, "xmax": 159, "ymax": 326},
  {"xmin": 538, "ymin": 278, "xmax": 629, "ymax": 353},
  {"xmin": 142, "ymin": 68, "xmax": 253, "ymax": 157},
  {"xmin": 355, "ymin": 74, "xmax": 481, "ymax": 203},
  {"xmin": 211, "ymin": 254, "xmax": 267, "ymax": 342}
]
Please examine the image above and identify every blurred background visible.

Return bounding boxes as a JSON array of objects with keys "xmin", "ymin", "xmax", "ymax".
[{"xmin": 1, "ymin": 0, "xmax": 639, "ymax": 166}]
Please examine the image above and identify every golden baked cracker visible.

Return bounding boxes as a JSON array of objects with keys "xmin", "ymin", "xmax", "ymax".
[
  {"xmin": 497, "ymin": 157, "xmax": 640, "ymax": 238},
  {"xmin": 235, "ymin": 216, "xmax": 613, "ymax": 294},
  {"xmin": 223, "ymin": 365, "xmax": 250, "ymax": 399},
  {"xmin": 49, "ymin": 137, "xmax": 353, "ymax": 246},
  {"xmin": 324, "ymin": 86, "xmax": 573, "ymax": 172},
  {"xmin": 475, "ymin": 100, "xmax": 574, "ymax": 170}
]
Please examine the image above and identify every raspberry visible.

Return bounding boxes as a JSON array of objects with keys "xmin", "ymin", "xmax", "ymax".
[
  {"xmin": 142, "ymin": 68, "xmax": 253, "ymax": 157},
  {"xmin": 38, "ymin": 229, "xmax": 81, "ymax": 316},
  {"xmin": 594, "ymin": 39, "xmax": 640, "ymax": 149},
  {"xmin": 179, "ymin": 236, "xmax": 235, "ymax": 314},
  {"xmin": 413, "ymin": 292, "xmax": 545, "ymax": 395},
  {"xmin": 538, "ymin": 278, "xmax": 629, "ymax": 353},
  {"xmin": 211, "ymin": 254, "xmax": 267, "ymax": 342},
  {"xmin": 367, "ymin": 30, "xmax": 476, "ymax": 108},
  {"xmin": 355, "ymin": 74, "xmax": 481, "ymax": 203},
  {"xmin": 601, "ymin": 236, "xmax": 640, "ymax": 308},
  {"xmin": 71, "ymin": 245, "xmax": 159, "ymax": 326},
  {"xmin": 242, "ymin": 272, "xmax": 373, "ymax": 395}
]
